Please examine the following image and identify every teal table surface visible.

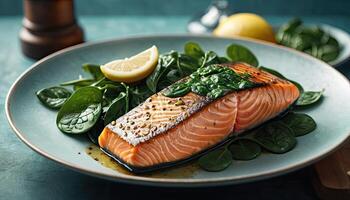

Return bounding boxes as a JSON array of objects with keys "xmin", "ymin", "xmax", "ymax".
[{"xmin": 1, "ymin": 15, "xmax": 350, "ymax": 200}]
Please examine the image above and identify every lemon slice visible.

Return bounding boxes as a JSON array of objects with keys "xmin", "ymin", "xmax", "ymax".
[{"xmin": 101, "ymin": 45, "xmax": 159, "ymax": 83}]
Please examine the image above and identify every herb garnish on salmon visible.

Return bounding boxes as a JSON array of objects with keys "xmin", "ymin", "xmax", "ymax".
[{"xmin": 163, "ymin": 64, "xmax": 259, "ymax": 99}]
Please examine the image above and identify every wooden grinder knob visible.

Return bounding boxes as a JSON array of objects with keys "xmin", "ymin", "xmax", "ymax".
[{"xmin": 20, "ymin": 0, "xmax": 84, "ymax": 60}]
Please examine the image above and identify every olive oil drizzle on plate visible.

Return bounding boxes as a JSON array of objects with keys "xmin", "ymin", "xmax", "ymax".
[{"xmin": 85, "ymin": 144, "xmax": 199, "ymax": 178}]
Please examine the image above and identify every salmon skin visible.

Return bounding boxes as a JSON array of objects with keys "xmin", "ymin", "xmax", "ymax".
[{"xmin": 98, "ymin": 63, "xmax": 300, "ymax": 173}]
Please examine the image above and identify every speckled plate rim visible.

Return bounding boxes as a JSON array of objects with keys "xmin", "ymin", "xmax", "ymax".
[{"xmin": 5, "ymin": 34, "xmax": 350, "ymax": 187}]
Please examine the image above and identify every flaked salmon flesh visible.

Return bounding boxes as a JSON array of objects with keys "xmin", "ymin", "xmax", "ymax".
[{"xmin": 98, "ymin": 63, "xmax": 300, "ymax": 169}]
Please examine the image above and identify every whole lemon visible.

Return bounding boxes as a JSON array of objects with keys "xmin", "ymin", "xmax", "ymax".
[{"xmin": 213, "ymin": 13, "xmax": 276, "ymax": 43}]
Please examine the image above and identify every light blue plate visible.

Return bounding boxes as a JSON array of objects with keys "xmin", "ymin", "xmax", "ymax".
[{"xmin": 5, "ymin": 35, "xmax": 350, "ymax": 187}]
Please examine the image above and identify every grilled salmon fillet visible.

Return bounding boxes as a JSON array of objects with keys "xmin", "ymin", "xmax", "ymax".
[{"xmin": 98, "ymin": 63, "xmax": 300, "ymax": 171}]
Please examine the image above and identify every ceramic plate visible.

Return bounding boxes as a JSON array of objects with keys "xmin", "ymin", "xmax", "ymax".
[{"xmin": 6, "ymin": 35, "xmax": 350, "ymax": 187}]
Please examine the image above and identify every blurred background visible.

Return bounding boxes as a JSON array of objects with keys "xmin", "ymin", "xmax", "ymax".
[
  {"xmin": 1, "ymin": 0, "xmax": 349, "ymax": 40},
  {"xmin": 1, "ymin": 0, "xmax": 350, "ymax": 60},
  {"xmin": 2, "ymin": 0, "xmax": 350, "ymax": 16}
]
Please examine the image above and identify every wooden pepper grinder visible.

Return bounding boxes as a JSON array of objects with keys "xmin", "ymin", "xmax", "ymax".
[{"xmin": 20, "ymin": 0, "xmax": 84, "ymax": 60}]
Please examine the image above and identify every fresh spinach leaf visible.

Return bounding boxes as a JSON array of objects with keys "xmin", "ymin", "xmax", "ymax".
[
  {"xmin": 279, "ymin": 18, "xmax": 302, "ymax": 34},
  {"xmin": 290, "ymin": 34, "xmax": 314, "ymax": 51},
  {"xmin": 219, "ymin": 56, "xmax": 230, "ymax": 63},
  {"xmin": 226, "ymin": 44, "xmax": 259, "ymax": 67},
  {"xmin": 198, "ymin": 148, "xmax": 232, "ymax": 172},
  {"xmin": 253, "ymin": 122, "xmax": 297, "ymax": 153},
  {"xmin": 121, "ymin": 83, "xmax": 130, "ymax": 112},
  {"xmin": 129, "ymin": 84, "xmax": 153, "ymax": 109},
  {"xmin": 103, "ymin": 84, "xmax": 124, "ymax": 104},
  {"xmin": 146, "ymin": 43, "xmax": 223, "ymax": 93},
  {"xmin": 319, "ymin": 44, "xmax": 340, "ymax": 62},
  {"xmin": 282, "ymin": 112, "xmax": 316, "ymax": 136},
  {"xmin": 276, "ymin": 18, "xmax": 302, "ymax": 45},
  {"xmin": 159, "ymin": 54, "xmax": 199, "ymax": 90},
  {"xmin": 36, "ymin": 87, "xmax": 72, "ymax": 110},
  {"xmin": 56, "ymin": 86, "xmax": 103, "ymax": 134},
  {"xmin": 166, "ymin": 69, "xmax": 182, "ymax": 82},
  {"xmin": 178, "ymin": 54, "xmax": 201, "ymax": 72},
  {"xmin": 104, "ymin": 92, "xmax": 127, "ymax": 125},
  {"xmin": 92, "ymin": 78, "xmax": 126, "ymax": 91},
  {"xmin": 229, "ymin": 139, "xmax": 261, "ymax": 160},
  {"xmin": 200, "ymin": 51, "xmax": 222, "ymax": 67},
  {"xmin": 101, "ymin": 85, "xmax": 125, "ymax": 113},
  {"xmin": 146, "ymin": 51, "xmax": 178, "ymax": 92},
  {"xmin": 184, "ymin": 42, "xmax": 205, "ymax": 59},
  {"xmin": 60, "ymin": 78, "xmax": 95, "ymax": 87},
  {"xmin": 60, "ymin": 65, "xmax": 103, "ymax": 91},
  {"xmin": 157, "ymin": 78, "xmax": 175, "ymax": 91},
  {"xmin": 296, "ymin": 90, "xmax": 324, "ymax": 106},
  {"xmin": 82, "ymin": 64, "xmax": 104, "ymax": 80}
]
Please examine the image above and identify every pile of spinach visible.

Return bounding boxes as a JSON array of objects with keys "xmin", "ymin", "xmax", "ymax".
[
  {"xmin": 35, "ymin": 42, "xmax": 324, "ymax": 172},
  {"xmin": 276, "ymin": 18, "xmax": 341, "ymax": 63}
]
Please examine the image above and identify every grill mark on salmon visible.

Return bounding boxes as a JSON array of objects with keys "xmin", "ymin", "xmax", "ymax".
[{"xmin": 98, "ymin": 63, "xmax": 300, "ymax": 170}]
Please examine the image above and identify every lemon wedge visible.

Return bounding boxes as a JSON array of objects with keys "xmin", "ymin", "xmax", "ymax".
[
  {"xmin": 101, "ymin": 45, "xmax": 159, "ymax": 83},
  {"xmin": 213, "ymin": 13, "xmax": 276, "ymax": 43}
]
